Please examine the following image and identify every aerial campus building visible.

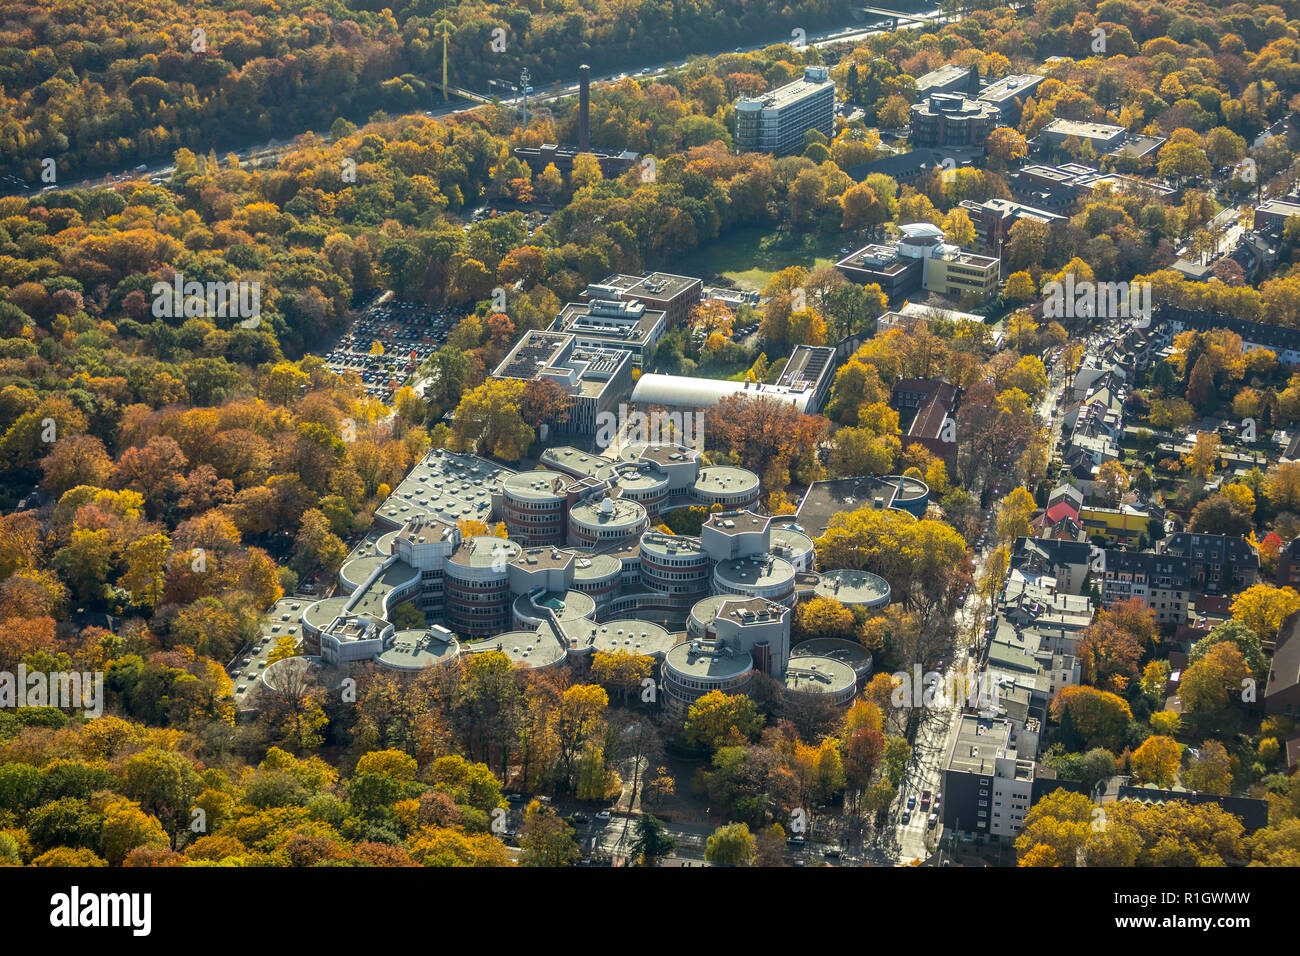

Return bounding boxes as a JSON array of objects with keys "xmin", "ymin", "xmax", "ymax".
[
  {"xmin": 734, "ymin": 66, "xmax": 835, "ymax": 155},
  {"xmin": 257, "ymin": 445, "xmax": 898, "ymax": 714}
]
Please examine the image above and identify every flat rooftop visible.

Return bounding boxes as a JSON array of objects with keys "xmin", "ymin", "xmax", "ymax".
[
  {"xmin": 737, "ymin": 71, "xmax": 833, "ymax": 111},
  {"xmin": 977, "ymin": 74, "xmax": 1043, "ymax": 103},
  {"xmin": 784, "ymin": 655, "xmax": 856, "ymax": 696},
  {"xmin": 1043, "ymin": 118, "xmax": 1124, "ymax": 139},
  {"xmin": 603, "ymin": 461, "xmax": 670, "ymax": 492},
  {"xmin": 554, "ymin": 300, "xmax": 664, "ymax": 344},
  {"xmin": 303, "ymin": 595, "xmax": 349, "ymax": 633},
  {"xmin": 641, "ymin": 531, "xmax": 705, "ymax": 557},
  {"xmin": 469, "ymin": 629, "xmax": 567, "ymax": 668},
  {"xmin": 339, "ymin": 552, "xmax": 387, "ymax": 591},
  {"xmin": 572, "ymin": 551, "xmax": 623, "ymax": 579},
  {"xmin": 715, "ymin": 596, "xmax": 788, "ymax": 624},
  {"xmin": 582, "ymin": 619, "xmax": 676, "ymax": 657},
  {"xmin": 503, "ymin": 469, "xmax": 570, "ymax": 501},
  {"xmin": 494, "ymin": 329, "xmax": 571, "ymax": 379},
  {"xmin": 796, "ymin": 476, "xmax": 920, "ymax": 537},
  {"xmin": 262, "ymin": 655, "xmax": 325, "ymax": 693},
  {"xmin": 376, "ymin": 448, "xmax": 512, "ymax": 527},
  {"xmin": 791, "ymin": 638, "xmax": 873, "ymax": 677},
  {"xmin": 514, "ymin": 589, "xmax": 596, "ymax": 622},
  {"xmin": 947, "ymin": 714, "xmax": 1014, "ymax": 775},
  {"xmin": 916, "ymin": 63, "xmax": 970, "ymax": 91},
  {"xmin": 541, "ymin": 446, "xmax": 616, "ymax": 478},
  {"xmin": 598, "ymin": 272, "xmax": 702, "ymax": 301},
  {"xmin": 713, "ymin": 554, "xmax": 795, "ymax": 589},
  {"xmin": 1258, "ymin": 199, "xmax": 1300, "ymax": 218},
  {"xmin": 813, "ymin": 569, "xmax": 891, "ymax": 607},
  {"xmin": 704, "ymin": 511, "xmax": 770, "ymax": 536},
  {"xmin": 376, "ymin": 627, "xmax": 459, "ymax": 669},
  {"xmin": 694, "ymin": 466, "xmax": 760, "ymax": 495},
  {"xmin": 448, "ymin": 535, "xmax": 520, "ymax": 569},
  {"xmin": 770, "ymin": 524, "xmax": 815, "ymax": 557},
  {"xmin": 511, "ymin": 546, "xmax": 575, "ymax": 571},
  {"xmin": 664, "ymin": 640, "xmax": 753, "ymax": 679},
  {"xmin": 690, "ymin": 592, "xmax": 743, "ymax": 626},
  {"xmin": 621, "ymin": 442, "xmax": 700, "ymax": 467},
  {"xmin": 837, "ymin": 244, "xmax": 913, "ymax": 274},
  {"xmin": 570, "ymin": 496, "xmax": 647, "ymax": 525}
]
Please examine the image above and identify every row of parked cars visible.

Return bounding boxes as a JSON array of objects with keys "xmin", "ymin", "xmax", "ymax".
[
  {"xmin": 322, "ymin": 300, "xmax": 454, "ymax": 402},
  {"xmin": 902, "ymin": 788, "xmax": 942, "ymax": 829}
]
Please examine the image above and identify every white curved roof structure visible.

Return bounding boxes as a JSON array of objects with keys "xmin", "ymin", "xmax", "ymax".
[
  {"xmin": 630, "ymin": 373, "xmax": 814, "ymax": 413},
  {"xmin": 899, "ymin": 222, "xmax": 945, "ymax": 239}
]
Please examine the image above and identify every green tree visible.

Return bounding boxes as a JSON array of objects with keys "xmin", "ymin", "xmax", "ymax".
[
  {"xmin": 704, "ymin": 822, "xmax": 756, "ymax": 866},
  {"xmin": 629, "ymin": 814, "xmax": 678, "ymax": 867}
]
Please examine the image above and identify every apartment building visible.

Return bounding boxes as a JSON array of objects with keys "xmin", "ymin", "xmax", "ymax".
[{"xmin": 1158, "ymin": 532, "xmax": 1259, "ymax": 597}]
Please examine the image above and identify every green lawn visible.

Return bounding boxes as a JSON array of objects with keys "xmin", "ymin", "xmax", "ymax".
[{"xmin": 689, "ymin": 226, "xmax": 847, "ymax": 291}]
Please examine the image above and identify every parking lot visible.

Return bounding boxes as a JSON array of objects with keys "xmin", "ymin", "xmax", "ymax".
[{"xmin": 321, "ymin": 299, "xmax": 453, "ymax": 402}]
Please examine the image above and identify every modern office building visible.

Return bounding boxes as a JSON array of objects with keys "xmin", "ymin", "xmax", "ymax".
[
  {"xmin": 735, "ymin": 66, "xmax": 835, "ymax": 155},
  {"xmin": 835, "ymin": 223, "xmax": 1000, "ymax": 301},
  {"xmin": 941, "ymin": 715, "xmax": 1042, "ymax": 839},
  {"xmin": 585, "ymin": 273, "xmax": 703, "ymax": 329},
  {"xmin": 263, "ymin": 440, "xmax": 889, "ymax": 717},
  {"xmin": 492, "ymin": 329, "xmax": 635, "ymax": 435},
  {"xmin": 775, "ymin": 345, "xmax": 837, "ymax": 413},
  {"xmin": 958, "ymin": 198, "xmax": 1067, "ymax": 254},
  {"xmin": 550, "ymin": 298, "xmax": 665, "ymax": 369},
  {"xmin": 909, "ymin": 93, "xmax": 1001, "ymax": 148},
  {"xmin": 834, "ymin": 242, "xmax": 924, "ymax": 297},
  {"xmin": 1037, "ymin": 118, "xmax": 1125, "ymax": 152},
  {"xmin": 914, "ymin": 63, "xmax": 978, "ymax": 98},
  {"xmin": 974, "ymin": 73, "xmax": 1044, "ymax": 125}
]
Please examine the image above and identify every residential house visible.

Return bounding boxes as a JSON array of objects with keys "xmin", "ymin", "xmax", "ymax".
[{"xmin": 1158, "ymin": 532, "xmax": 1259, "ymax": 597}]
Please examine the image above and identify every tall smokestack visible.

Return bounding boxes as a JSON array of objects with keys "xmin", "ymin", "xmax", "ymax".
[{"xmin": 578, "ymin": 64, "xmax": 591, "ymax": 152}]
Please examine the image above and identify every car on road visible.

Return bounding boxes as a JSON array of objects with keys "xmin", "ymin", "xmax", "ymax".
[
  {"xmin": 237, "ymin": 684, "xmax": 247, "ymax": 693},
  {"xmin": 901, "ymin": 809, "xmax": 911, "ymax": 824},
  {"xmin": 571, "ymin": 812, "xmax": 590, "ymax": 824},
  {"xmin": 906, "ymin": 795, "xmax": 916, "ymax": 809},
  {"xmin": 594, "ymin": 810, "xmax": 612, "ymax": 823},
  {"xmin": 920, "ymin": 789, "xmax": 932, "ymax": 810},
  {"xmin": 640, "ymin": 67, "xmax": 652, "ymax": 75},
  {"xmin": 786, "ymin": 835, "xmax": 806, "ymax": 847},
  {"xmin": 823, "ymin": 848, "xmax": 842, "ymax": 859},
  {"xmin": 928, "ymin": 813, "xmax": 938, "ymax": 829}
]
